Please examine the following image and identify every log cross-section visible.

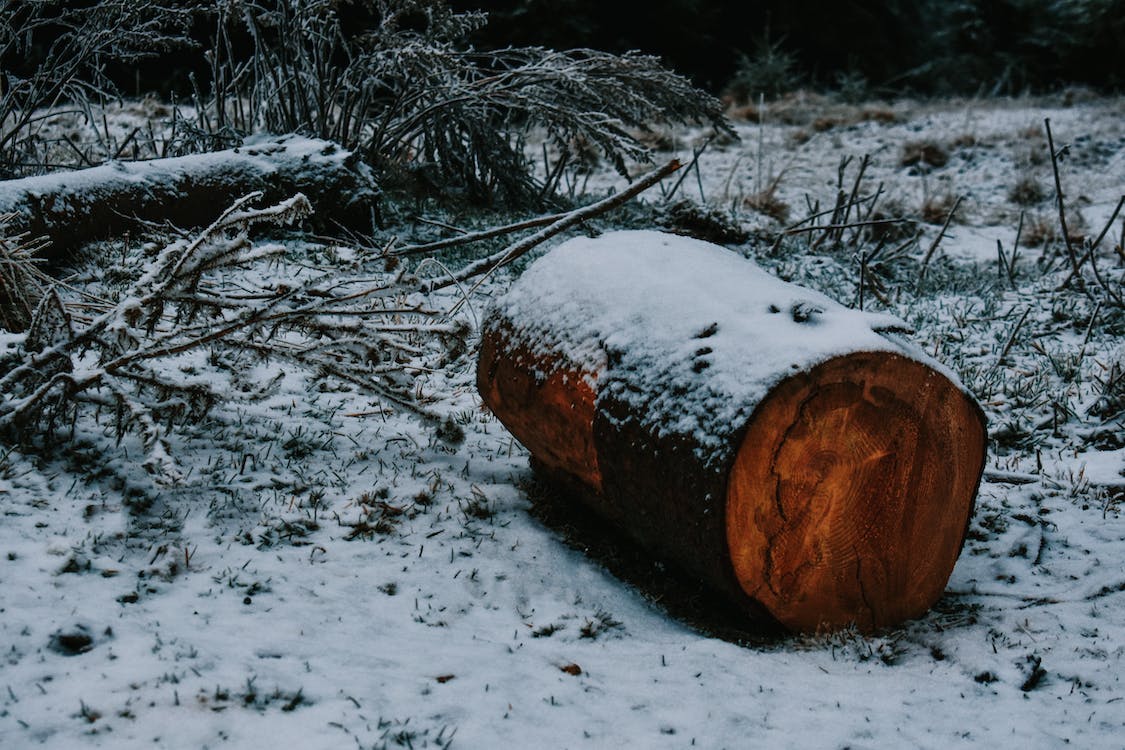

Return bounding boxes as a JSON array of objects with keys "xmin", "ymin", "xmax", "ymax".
[{"xmin": 478, "ymin": 230, "xmax": 986, "ymax": 632}]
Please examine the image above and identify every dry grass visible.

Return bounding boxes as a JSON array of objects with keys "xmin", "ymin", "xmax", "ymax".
[
  {"xmin": 0, "ymin": 216, "xmax": 51, "ymax": 333},
  {"xmin": 1009, "ymin": 174, "xmax": 1047, "ymax": 206},
  {"xmin": 901, "ymin": 140, "xmax": 950, "ymax": 169},
  {"xmin": 744, "ymin": 187, "xmax": 791, "ymax": 223},
  {"xmin": 725, "ymin": 93, "xmax": 898, "ymax": 129},
  {"xmin": 921, "ymin": 192, "xmax": 960, "ymax": 224}
]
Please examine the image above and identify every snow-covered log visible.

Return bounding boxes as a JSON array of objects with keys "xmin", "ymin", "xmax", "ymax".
[
  {"xmin": 478, "ymin": 231, "xmax": 987, "ymax": 632},
  {"xmin": 0, "ymin": 136, "xmax": 377, "ymax": 265}
]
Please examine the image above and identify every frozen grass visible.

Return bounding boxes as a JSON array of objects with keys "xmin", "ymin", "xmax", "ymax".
[{"xmin": 1, "ymin": 96, "xmax": 1124, "ymax": 747}]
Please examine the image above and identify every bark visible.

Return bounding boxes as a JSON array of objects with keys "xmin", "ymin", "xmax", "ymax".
[
  {"xmin": 478, "ymin": 233, "xmax": 987, "ymax": 633},
  {"xmin": 0, "ymin": 136, "xmax": 378, "ymax": 267}
]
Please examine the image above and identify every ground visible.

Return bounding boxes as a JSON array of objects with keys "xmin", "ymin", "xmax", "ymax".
[{"xmin": 1, "ymin": 94, "xmax": 1124, "ymax": 748}]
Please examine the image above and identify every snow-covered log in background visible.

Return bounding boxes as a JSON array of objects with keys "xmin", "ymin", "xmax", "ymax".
[
  {"xmin": 479, "ymin": 231, "xmax": 988, "ymax": 632},
  {"xmin": 0, "ymin": 136, "xmax": 378, "ymax": 267}
]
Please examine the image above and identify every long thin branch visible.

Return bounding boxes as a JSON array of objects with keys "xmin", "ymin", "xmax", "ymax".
[
  {"xmin": 424, "ymin": 158, "xmax": 682, "ymax": 297},
  {"xmin": 917, "ymin": 195, "xmax": 964, "ymax": 287},
  {"xmin": 1045, "ymin": 118, "xmax": 1082, "ymax": 283},
  {"xmin": 1056, "ymin": 195, "xmax": 1125, "ymax": 290},
  {"xmin": 394, "ymin": 211, "xmax": 569, "ymax": 258}
]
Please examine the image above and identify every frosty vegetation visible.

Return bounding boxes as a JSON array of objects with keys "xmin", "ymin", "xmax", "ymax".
[
  {"xmin": 0, "ymin": 0, "xmax": 718, "ymax": 477},
  {"xmin": 0, "ymin": 0, "xmax": 1123, "ymax": 747}
]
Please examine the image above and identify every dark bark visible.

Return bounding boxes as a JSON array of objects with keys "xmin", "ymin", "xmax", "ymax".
[{"xmin": 0, "ymin": 136, "xmax": 378, "ymax": 267}]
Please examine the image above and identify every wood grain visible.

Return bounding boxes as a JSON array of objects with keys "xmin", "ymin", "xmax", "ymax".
[{"xmin": 725, "ymin": 353, "xmax": 986, "ymax": 631}]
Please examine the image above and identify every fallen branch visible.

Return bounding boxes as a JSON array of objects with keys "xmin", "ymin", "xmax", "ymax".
[
  {"xmin": 0, "ymin": 192, "xmax": 467, "ymax": 483},
  {"xmin": 983, "ymin": 469, "xmax": 1040, "ymax": 485},
  {"xmin": 393, "ymin": 211, "xmax": 568, "ymax": 258},
  {"xmin": 426, "ymin": 159, "xmax": 683, "ymax": 299},
  {"xmin": 0, "ymin": 136, "xmax": 378, "ymax": 266}
]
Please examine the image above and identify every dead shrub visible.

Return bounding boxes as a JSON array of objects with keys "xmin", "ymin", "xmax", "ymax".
[
  {"xmin": 744, "ymin": 189, "xmax": 791, "ymax": 223},
  {"xmin": 1020, "ymin": 214, "xmax": 1057, "ymax": 247},
  {"xmin": 0, "ymin": 216, "xmax": 50, "ymax": 332},
  {"xmin": 633, "ymin": 128, "xmax": 681, "ymax": 153},
  {"xmin": 860, "ymin": 107, "xmax": 898, "ymax": 124},
  {"xmin": 901, "ymin": 140, "xmax": 949, "ymax": 169},
  {"xmin": 1019, "ymin": 212, "xmax": 1087, "ymax": 248},
  {"xmin": 657, "ymin": 199, "xmax": 748, "ymax": 245},
  {"xmin": 1009, "ymin": 174, "xmax": 1047, "ymax": 206},
  {"xmin": 727, "ymin": 103, "xmax": 762, "ymax": 123},
  {"xmin": 921, "ymin": 192, "xmax": 959, "ymax": 225},
  {"xmin": 868, "ymin": 199, "xmax": 918, "ymax": 243},
  {"xmin": 812, "ymin": 117, "xmax": 841, "ymax": 132}
]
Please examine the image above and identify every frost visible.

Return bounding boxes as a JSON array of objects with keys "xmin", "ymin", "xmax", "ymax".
[{"xmin": 491, "ymin": 230, "xmax": 927, "ymax": 466}]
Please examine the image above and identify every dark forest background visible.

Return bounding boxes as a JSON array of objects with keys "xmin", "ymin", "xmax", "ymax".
[
  {"xmin": 11, "ymin": 0, "xmax": 1125, "ymax": 107},
  {"xmin": 451, "ymin": 0, "xmax": 1125, "ymax": 96}
]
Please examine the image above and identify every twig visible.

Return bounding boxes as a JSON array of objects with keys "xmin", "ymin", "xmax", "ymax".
[
  {"xmin": 1056, "ymin": 195, "xmax": 1125, "ymax": 289},
  {"xmin": 983, "ymin": 469, "xmax": 1039, "ymax": 485},
  {"xmin": 783, "ymin": 218, "xmax": 909, "ymax": 236},
  {"xmin": 428, "ymin": 159, "xmax": 682, "ymax": 302},
  {"xmin": 1076, "ymin": 301, "xmax": 1101, "ymax": 366},
  {"xmin": 410, "ymin": 216, "xmax": 468, "ymax": 236},
  {"xmin": 1044, "ymin": 118, "xmax": 1083, "ymax": 284},
  {"xmin": 394, "ymin": 212, "xmax": 567, "ymax": 258},
  {"xmin": 1091, "ymin": 196, "xmax": 1125, "ymax": 254},
  {"xmin": 917, "ymin": 195, "xmax": 964, "ymax": 286},
  {"xmin": 836, "ymin": 153, "xmax": 870, "ymax": 245},
  {"xmin": 996, "ymin": 307, "xmax": 1031, "ymax": 367},
  {"xmin": 996, "ymin": 239, "xmax": 1016, "ymax": 290},
  {"xmin": 665, "ymin": 135, "xmax": 712, "ymax": 201}
]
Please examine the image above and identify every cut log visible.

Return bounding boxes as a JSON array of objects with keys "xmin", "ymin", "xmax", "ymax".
[
  {"xmin": 0, "ymin": 135, "xmax": 378, "ymax": 267},
  {"xmin": 478, "ymin": 230, "xmax": 986, "ymax": 632}
]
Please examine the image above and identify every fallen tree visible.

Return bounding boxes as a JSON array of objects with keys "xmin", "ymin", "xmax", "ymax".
[
  {"xmin": 478, "ymin": 230, "xmax": 988, "ymax": 632},
  {"xmin": 0, "ymin": 136, "xmax": 378, "ymax": 267}
]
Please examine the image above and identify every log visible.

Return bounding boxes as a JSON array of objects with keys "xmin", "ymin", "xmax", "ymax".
[
  {"xmin": 478, "ymin": 230, "xmax": 987, "ymax": 632},
  {"xmin": 0, "ymin": 135, "xmax": 378, "ymax": 266}
]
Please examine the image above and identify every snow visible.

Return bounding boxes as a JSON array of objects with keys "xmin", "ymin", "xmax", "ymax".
[
  {"xmin": 490, "ymin": 229, "xmax": 924, "ymax": 466},
  {"xmin": 0, "ymin": 134, "xmax": 350, "ymax": 216},
  {"xmin": 1, "ymin": 96, "xmax": 1125, "ymax": 748}
]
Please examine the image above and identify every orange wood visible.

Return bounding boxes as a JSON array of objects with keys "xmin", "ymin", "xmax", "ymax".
[
  {"xmin": 479, "ymin": 308, "xmax": 986, "ymax": 633},
  {"xmin": 478, "ymin": 324, "xmax": 602, "ymax": 492},
  {"xmin": 725, "ymin": 352, "xmax": 986, "ymax": 631}
]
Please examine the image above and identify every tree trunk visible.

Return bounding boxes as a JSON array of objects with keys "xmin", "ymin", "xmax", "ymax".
[
  {"xmin": 478, "ymin": 230, "xmax": 987, "ymax": 632},
  {"xmin": 0, "ymin": 136, "xmax": 378, "ymax": 268}
]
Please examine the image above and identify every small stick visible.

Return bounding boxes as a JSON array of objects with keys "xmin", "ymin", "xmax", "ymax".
[
  {"xmin": 1044, "ymin": 118, "xmax": 1083, "ymax": 283},
  {"xmin": 783, "ymin": 194, "xmax": 873, "ymax": 231},
  {"xmin": 1008, "ymin": 211, "xmax": 1023, "ymax": 281},
  {"xmin": 1076, "ymin": 301, "xmax": 1101, "ymax": 367},
  {"xmin": 784, "ymin": 218, "xmax": 908, "ymax": 236},
  {"xmin": 836, "ymin": 154, "xmax": 870, "ymax": 245},
  {"xmin": 983, "ymin": 469, "xmax": 1039, "ymax": 485},
  {"xmin": 1055, "ymin": 195, "xmax": 1124, "ymax": 288},
  {"xmin": 665, "ymin": 134, "xmax": 712, "ymax": 201},
  {"xmin": 1089, "ymin": 195, "xmax": 1125, "ymax": 254},
  {"xmin": 917, "ymin": 195, "xmax": 964, "ymax": 285},
  {"xmin": 996, "ymin": 307, "xmax": 1031, "ymax": 366},
  {"xmin": 394, "ymin": 212, "xmax": 567, "ymax": 257},
  {"xmin": 849, "ymin": 182, "xmax": 884, "ymax": 248},
  {"xmin": 411, "ymin": 216, "xmax": 468, "ymax": 236}
]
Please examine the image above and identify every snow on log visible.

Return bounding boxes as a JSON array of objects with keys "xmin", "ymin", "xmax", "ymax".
[
  {"xmin": 477, "ymin": 230, "xmax": 987, "ymax": 632},
  {"xmin": 0, "ymin": 135, "xmax": 377, "ymax": 265}
]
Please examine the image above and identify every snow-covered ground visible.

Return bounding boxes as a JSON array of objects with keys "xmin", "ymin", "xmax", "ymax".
[{"xmin": 2, "ymin": 96, "xmax": 1124, "ymax": 748}]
